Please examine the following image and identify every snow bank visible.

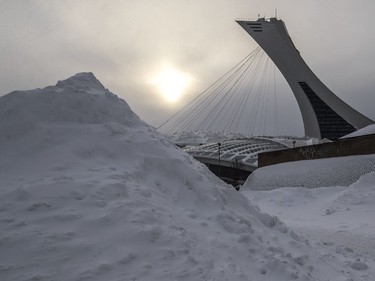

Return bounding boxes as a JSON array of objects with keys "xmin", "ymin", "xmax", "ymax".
[
  {"xmin": 328, "ymin": 171, "xmax": 375, "ymax": 218},
  {"xmin": 0, "ymin": 73, "xmax": 363, "ymax": 281},
  {"xmin": 243, "ymin": 172, "xmax": 375, "ymax": 280},
  {"xmin": 243, "ymin": 154, "xmax": 375, "ymax": 190}
]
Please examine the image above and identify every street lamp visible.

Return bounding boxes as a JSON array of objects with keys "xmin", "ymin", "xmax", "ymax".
[{"xmin": 218, "ymin": 142, "xmax": 221, "ymax": 178}]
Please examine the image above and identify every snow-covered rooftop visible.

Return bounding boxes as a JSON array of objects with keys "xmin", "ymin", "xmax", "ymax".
[{"xmin": 184, "ymin": 138, "xmax": 288, "ymax": 166}]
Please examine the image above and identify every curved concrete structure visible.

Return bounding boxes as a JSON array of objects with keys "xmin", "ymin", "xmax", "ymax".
[
  {"xmin": 184, "ymin": 138, "xmax": 288, "ymax": 170},
  {"xmin": 184, "ymin": 138, "xmax": 288, "ymax": 185},
  {"xmin": 236, "ymin": 17, "xmax": 373, "ymax": 139}
]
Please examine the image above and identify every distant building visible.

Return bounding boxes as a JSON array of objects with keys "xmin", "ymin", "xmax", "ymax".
[{"xmin": 184, "ymin": 137, "xmax": 289, "ymax": 185}]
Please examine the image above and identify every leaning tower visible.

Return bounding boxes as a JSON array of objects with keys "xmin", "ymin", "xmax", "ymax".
[{"xmin": 237, "ymin": 17, "xmax": 373, "ymax": 139}]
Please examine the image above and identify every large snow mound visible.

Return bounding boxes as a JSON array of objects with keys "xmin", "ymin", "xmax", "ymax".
[
  {"xmin": 242, "ymin": 154, "xmax": 375, "ymax": 190},
  {"xmin": 0, "ymin": 72, "xmax": 139, "ymax": 129},
  {"xmin": 0, "ymin": 73, "xmax": 364, "ymax": 281}
]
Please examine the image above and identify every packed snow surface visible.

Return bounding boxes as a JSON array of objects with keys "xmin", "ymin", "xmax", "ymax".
[
  {"xmin": 243, "ymin": 154, "xmax": 375, "ymax": 190},
  {"xmin": 0, "ymin": 72, "xmax": 371, "ymax": 281},
  {"xmin": 243, "ymin": 172, "xmax": 375, "ymax": 280}
]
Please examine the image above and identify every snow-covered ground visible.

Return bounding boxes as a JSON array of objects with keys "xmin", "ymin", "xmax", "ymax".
[
  {"xmin": 0, "ymin": 72, "xmax": 373, "ymax": 281},
  {"xmin": 243, "ymin": 171, "xmax": 375, "ymax": 281}
]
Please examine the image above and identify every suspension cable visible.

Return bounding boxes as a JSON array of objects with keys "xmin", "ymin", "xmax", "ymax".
[{"xmin": 158, "ymin": 46, "xmax": 281, "ymax": 137}]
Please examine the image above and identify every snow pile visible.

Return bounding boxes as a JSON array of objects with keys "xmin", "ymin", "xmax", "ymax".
[
  {"xmin": 0, "ymin": 73, "xmax": 365, "ymax": 281},
  {"xmin": 243, "ymin": 154, "xmax": 375, "ymax": 190},
  {"xmin": 0, "ymin": 72, "xmax": 139, "ymax": 129},
  {"xmin": 341, "ymin": 124, "xmax": 375, "ymax": 139},
  {"xmin": 243, "ymin": 172, "xmax": 375, "ymax": 280},
  {"xmin": 328, "ymin": 172, "xmax": 375, "ymax": 218}
]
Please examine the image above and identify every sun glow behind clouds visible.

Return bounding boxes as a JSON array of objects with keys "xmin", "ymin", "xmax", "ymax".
[{"xmin": 150, "ymin": 66, "xmax": 192, "ymax": 104}]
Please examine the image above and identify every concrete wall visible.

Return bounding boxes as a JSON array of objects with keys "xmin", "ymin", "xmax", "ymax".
[{"xmin": 258, "ymin": 134, "xmax": 375, "ymax": 167}]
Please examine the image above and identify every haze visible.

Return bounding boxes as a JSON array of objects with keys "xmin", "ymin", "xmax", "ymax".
[{"xmin": 1, "ymin": 0, "xmax": 374, "ymax": 136}]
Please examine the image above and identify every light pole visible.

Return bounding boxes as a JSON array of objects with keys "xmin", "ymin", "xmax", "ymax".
[{"xmin": 218, "ymin": 142, "xmax": 221, "ymax": 178}]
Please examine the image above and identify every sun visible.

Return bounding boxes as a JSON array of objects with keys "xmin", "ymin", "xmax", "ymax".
[{"xmin": 150, "ymin": 67, "xmax": 191, "ymax": 103}]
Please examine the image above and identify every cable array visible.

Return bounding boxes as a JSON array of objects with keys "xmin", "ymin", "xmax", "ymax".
[{"xmin": 158, "ymin": 47, "xmax": 279, "ymax": 136}]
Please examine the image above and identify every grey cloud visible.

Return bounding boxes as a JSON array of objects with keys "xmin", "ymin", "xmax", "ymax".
[{"xmin": 1, "ymin": 0, "xmax": 374, "ymax": 136}]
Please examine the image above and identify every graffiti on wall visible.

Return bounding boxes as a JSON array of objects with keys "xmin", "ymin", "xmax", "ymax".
[{"xmin": 298, "ymin": 146, "xmax": 323, "ymax": 160}]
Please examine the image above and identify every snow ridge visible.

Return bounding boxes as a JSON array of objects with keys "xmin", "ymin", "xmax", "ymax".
[
  {"xmin": 243, "ymin": 154, "xmax": 375, "ymax": 190},
  {"xmin": 56, "ymin": 72, "xmax": 107, "ymax": 92},
  {"xmin": 0, "ymin": 72, "xmax": 141, "ymax": 138}
]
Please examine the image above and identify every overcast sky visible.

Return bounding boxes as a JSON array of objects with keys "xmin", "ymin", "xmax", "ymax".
[{"xmin": 1, "ymin": 0, "xmax": 374, "ymax": 136}]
